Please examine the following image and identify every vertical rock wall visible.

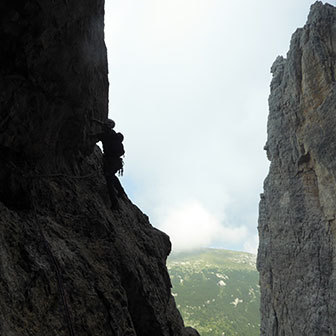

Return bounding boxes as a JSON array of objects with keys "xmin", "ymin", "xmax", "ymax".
[
  {"xmin": 0, "ymin": 1, "xmax": 199, "ymax": 335},
  {"xmin": 258, "ymin": 2, "xmax": 336, "ymax": 335},
  {"xmin": 0, "ymin": 0, "xmax": 108, "ymax": 163}
]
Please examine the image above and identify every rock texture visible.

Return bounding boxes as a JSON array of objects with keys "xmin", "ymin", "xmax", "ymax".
[
  {"xmin": 257, "ymin": 2, "xmax": 336, "ymax": 335},
  {"xmin": 0, "ymin": 1, "xmax": 199, "ymax": 336}
]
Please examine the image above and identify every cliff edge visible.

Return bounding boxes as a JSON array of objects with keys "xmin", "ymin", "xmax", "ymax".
[
  {"xmin": 0, "ymin": 1, "xmax": 199, "ymax": 335},
  {"xmin": 258, "ymin": 2, "xmax": 336, "ymax": 335}
]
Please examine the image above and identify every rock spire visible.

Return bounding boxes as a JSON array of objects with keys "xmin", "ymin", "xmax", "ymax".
[{"xmin": 258, "ymin": 2, "xmax": 336, "ymax": 335}]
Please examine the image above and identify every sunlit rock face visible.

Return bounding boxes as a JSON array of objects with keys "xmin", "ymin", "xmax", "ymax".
[
  {"xmin": 0, "ymin": 1, "xmax": 199, "ymax": 335},
  {"xmin": 258, "ymin": 2, "xmax": 336, "ymax": 335}
]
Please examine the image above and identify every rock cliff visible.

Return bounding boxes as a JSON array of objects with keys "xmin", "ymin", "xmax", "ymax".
[
  {"xmin": 0, "ymin": 1, "xmax": 199, "ymax": 335},
  {"xmin": 258, "ymin": 2, "xmax": 336, "ymax": 335}
]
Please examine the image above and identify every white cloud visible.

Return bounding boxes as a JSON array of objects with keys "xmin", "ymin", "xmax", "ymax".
[
  {"xmin": 159, "ymin": 201, "xmax": 248, "ymax": 252},
  {"xmin": 243, "ymin": 234, "xmax": 259, "ymax": 255}
]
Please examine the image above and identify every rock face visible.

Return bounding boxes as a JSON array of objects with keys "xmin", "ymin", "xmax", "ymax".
[
  {"xmin": 0, "ymin": 1, "xmax": 199, "ymax": 336},
  {"xmin": 257, "ymin": 2, "xmax": 336, "ymax": 335}
]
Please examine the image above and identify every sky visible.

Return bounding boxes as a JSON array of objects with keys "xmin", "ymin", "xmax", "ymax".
[{"xmin": 104, "ymin": 0, "xmax": 331, "ymax": 254}]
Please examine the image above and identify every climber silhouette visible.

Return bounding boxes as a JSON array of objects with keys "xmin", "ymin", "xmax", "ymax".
[{"xmin": 96, "ymin": 119, "xmax": 125, "ymax": 210}]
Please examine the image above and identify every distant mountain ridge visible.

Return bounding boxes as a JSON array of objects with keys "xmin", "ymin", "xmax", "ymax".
[{"xmin": 168, "ymin": 248, "xmax": 260, "ymax": 336}]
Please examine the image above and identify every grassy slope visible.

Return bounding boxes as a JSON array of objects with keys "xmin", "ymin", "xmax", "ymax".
[{"xmin": 167, "ymin": 248, "xmax": 260, "ymax": 336}]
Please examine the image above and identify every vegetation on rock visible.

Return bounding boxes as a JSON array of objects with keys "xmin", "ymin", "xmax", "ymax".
[{"xmin": 168, "ymin": 248, "xmax": 260, "ymax": 336}]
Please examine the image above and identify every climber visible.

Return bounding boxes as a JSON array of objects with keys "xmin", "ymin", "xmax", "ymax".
[{"xmin": 95, "ymin": 118, "xmax": 125, "ymax": 210}]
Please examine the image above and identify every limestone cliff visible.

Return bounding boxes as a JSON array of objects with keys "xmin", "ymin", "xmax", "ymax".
[
  {"xmin": 0, "ymin": 1, "xmax": 199, "ymax": 335},
  {"xmin": 258, "ymin": 2, "xmax": 336, "ymax": 335}
]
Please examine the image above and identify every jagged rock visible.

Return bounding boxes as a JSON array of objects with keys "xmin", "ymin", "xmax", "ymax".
[
  {"xmin": 258, "ymin": 2, "xmax": 336, "ymax": 335},
  {"xmin": 0, "ymin": 1, "xmax": 199, "ymax": 335}
]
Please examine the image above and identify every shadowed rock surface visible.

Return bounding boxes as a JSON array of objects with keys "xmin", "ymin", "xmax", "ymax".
[
  {"xmin": 258, "ymin": 2, "xmax": 336, "ymax": 335},
  {"xmin": 0, "ymin": 1, "xmax": 199, "ymax": 335}
]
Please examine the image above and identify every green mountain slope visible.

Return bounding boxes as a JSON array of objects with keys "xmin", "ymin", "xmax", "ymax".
[{"xmin": 167, "ymin": 248, "xmax": 260, "ymax": 336}]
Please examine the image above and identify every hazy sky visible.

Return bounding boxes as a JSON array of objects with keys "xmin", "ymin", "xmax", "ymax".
[{"xmin": 104, "ymin": 0, "xmax": 329, "ymax": 254}]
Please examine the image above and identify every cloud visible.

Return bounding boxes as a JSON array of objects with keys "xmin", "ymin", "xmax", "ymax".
[
  {"xmin": 243, "ymin": 234, "xmax": 259, "ymax": 256},
  {"xmin": 159, "ymin": 201, "xmax": 248, "ymax": 252}
]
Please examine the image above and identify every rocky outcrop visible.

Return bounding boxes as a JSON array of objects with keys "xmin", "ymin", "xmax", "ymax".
[
  {"xmin": 257, "ymin": 2, "xmax": 336, "ymax": 335},
  {"xmin": 0, "ymin": 1, "xmax": 199, "ymax": 335}
]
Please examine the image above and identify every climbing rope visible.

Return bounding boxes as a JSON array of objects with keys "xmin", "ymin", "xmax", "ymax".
[
  {"xmin": 30, "ymin": 171, "xmax": 99, "ymax": 179},
  {"xmin": 8, "ymin": 159, "xmax": 101, "ymax": 181},
  {"xmin": 91, "ymin": 118, "xmax": 105, "ymax": 125}
]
